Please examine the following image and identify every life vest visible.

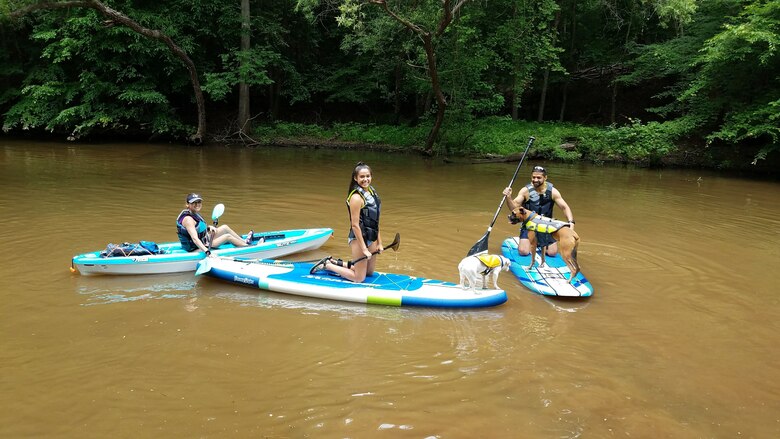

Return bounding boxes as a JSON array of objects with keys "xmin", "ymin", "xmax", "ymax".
[
  {"xmin": 347, "ymin": 185, "xmax": 381, "ymax": 243},
  {"xmin": 522, "ymin": 211, "xmax": 569, "ymax": 234},
  {"xmin": 176, "ymin": 209, "xmax": 208, "ymax": 251},
  {"xmin": 475, "ymin": 254, "xmax": 507, "ymax": 276},
  {"xmin": 523, "ymin": 182, "xmax": 555, "ymax": 217}
]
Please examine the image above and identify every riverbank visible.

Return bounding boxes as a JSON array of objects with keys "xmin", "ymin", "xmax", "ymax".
[
  {"xmin": 3, "ymin": 116, "xmax": 776, "ymax": 176},
  {"xmin": 232, "ymin": 118, "xmax": 778, "ymax": 176}
]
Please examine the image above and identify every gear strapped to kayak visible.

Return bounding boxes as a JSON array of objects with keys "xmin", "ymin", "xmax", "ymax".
[{"xmin": 101, "ymin": 241, "xmax": 164, "ymax": 258}]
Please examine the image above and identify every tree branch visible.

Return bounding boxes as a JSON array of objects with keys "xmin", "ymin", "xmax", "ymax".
[
  {"xmin": 436, "ymin": 0, "xmax": 468, "ymax": 36},
  {"xmin": 370, "ymin": 0, "xmax": 426, "ymax": 35},
  {"xmin": 9, "ymin": 0, "xmax": 206, "ymax": 144}
]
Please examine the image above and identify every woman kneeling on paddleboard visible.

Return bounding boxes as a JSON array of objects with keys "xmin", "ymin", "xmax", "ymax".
[
  {"xmin": 176, "ymin": 193, "xmax": 253, "ymax": 255},
  {"xmin": 311, "ymin": 162, "xmax": 383, "ymax": 282}
]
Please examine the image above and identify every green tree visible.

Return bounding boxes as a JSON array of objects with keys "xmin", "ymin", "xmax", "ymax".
[
  {"xmin": 622, "ymin": 0, "xmax": 780, "ymax": 164},
  {"xmin": 3, "ymin": 0, "xmax": 208, "ymax": 142}
]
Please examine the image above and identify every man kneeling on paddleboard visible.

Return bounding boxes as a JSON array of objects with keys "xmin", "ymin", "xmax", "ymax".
[{"xmin": 502, "ymin": 166, "xmax": 575, "ymax": 257}]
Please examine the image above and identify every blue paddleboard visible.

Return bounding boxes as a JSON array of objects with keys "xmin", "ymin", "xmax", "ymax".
[
  {"xmin": 501, "ymin": 237, "xmax": 593, "ymax": 297},
  {"xmin": 197, "ymin": 257, "xmax": 507, "ymax": 308}
]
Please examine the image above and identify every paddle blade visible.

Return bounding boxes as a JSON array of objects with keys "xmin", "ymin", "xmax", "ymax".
[
  {"xmin": 466, "ymin": 232, "xmax": 489, "ymax": 256},
  {"xmin": 195, "ymin": 257, "xmax": 211, "ymax": 276},
  {"xmin": 211, "ymin": 203, "xmax": 225, "ymax": 222},
  {"xmin": 386, "ymin": 233, "xmax": 401, "ymax": 252}
]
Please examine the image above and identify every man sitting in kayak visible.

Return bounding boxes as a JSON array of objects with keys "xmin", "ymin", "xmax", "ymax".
[{"xmin": 176, "ymin": 193, "xmax": 253, "ymax": 256}]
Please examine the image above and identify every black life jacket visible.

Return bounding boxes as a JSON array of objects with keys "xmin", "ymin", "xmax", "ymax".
[
  {"xmin": 346, "ymin": 185, "xmax": 381, "ymax": 243},
  {"xmin": 176, "ymin": 209, "xmax": 208, "ymax": 251}
]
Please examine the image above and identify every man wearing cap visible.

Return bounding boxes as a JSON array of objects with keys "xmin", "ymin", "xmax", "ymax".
[
  {"xmin": 502, "ymin": 166, "xmax": 575, "ymax": 257},
  {"xmin": 176, "ymin": 193, "xmax": 253, "ymax": 255}
]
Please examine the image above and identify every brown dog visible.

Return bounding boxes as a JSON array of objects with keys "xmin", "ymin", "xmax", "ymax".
[{"xmin": 510, "ymin": 207, "xmax": 580, "ymax": 284}]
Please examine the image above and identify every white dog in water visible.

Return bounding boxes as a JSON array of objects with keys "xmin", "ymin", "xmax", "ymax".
[{"xmin": 458, "ymin": 254, "xmax": 511, "ymax": 293}]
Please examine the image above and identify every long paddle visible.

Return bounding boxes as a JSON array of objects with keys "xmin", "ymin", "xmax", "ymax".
[
  {"xmin": 466, "ymin": 136, "xmax": 535, "ymax": 256},
  {"xmin": 347, "ymin": 233, "xmax": 401, "ymax": 267},
  {"xmin": 195, "ymin": 203, "xmax": 225, "ymax": 276}
]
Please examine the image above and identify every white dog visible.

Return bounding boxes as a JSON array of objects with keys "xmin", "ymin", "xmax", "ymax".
[{"xmin": 458, "ymin": 254, "xmax": 511, "ymax": 293}]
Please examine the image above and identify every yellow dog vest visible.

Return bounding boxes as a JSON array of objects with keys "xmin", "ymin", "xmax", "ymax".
[
  {"xmin": 477, "ymin": 254, "xmax": 502, "ymax": 269},
  {"xmin": 475, "ymin": 254, "xmax": 505, "ymax": 276},
  {"xmin": 523, "ymin": 211, "xmax": 568, "ymax": 234}
]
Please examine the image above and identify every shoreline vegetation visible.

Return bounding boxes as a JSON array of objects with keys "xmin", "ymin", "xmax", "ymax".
[
  {"xmin": 4, "ymin": 116, "xmax": 776, "ymax": 176},
  {"xmin": 209, "ymin": 118, "xmax": 777, "ymax": 175}
]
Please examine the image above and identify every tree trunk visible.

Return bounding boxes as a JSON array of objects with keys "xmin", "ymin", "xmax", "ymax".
[
  {"xmin": 559, "ymin": 80, "xmax": 568, "ymax": 121},
  {"xmin": 421, "ymin": 34, "xmax": 446, "ymax": 153},
  {"xmin": 511, "ymin": 76, "xmax": 519, "ymax": 120},
  {"xmin": 267, "ymin": 68, "xmax": 278, "ymax": 121},
  {"xmin": 537, "ymin": 68, "xmax": 550, "ymax": 122},
  {"xmin": 11, "ymin": 0, "xmax": 207, "ymax": 144},
  {"xmin": 393, "ymin": 60, "xmax": 401, "ymax": 125},
  {"xmin": 238, "ymin": 0, "xmax": 251, "ymax": 134},
  {"xmin": 537, "ymin": 9, "xmax": 561, "ymax": 123},
  {"xmin": 370, "ymin": 0, "xmax": 467, "ymax": 155},
  {"xmin": 271, "ymin": 80, "xmax": 281, "ymax": 121},
  {"xmin": 610, "ymin": 82, "xmax": 617, "ymax": 124}
]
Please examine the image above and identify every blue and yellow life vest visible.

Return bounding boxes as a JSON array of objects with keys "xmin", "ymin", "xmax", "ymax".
[
  {"xmin": 176, "ymin": 209, "xmax": 208, "ymax": 252},
  {"xmin": 522, "ymin": 211, "xmax": 569, "ymax": 234},
  {"xmin": 347, "ymin": 185, "xmax": 381, "ymax": 243}
]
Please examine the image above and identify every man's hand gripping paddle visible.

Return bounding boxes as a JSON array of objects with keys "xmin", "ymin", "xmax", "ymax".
[{"xmin": 466, "ymin": 136, "xmax": 535, "ymax": 256}]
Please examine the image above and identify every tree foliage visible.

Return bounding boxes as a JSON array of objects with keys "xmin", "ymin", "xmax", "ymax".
[
  {"xmin": 0, "ymin": 0, "xmax": 777, "ymax": 166},
  {"xmin": 622, "ymin": 0, "xmax": 779, "ymax": 164}
]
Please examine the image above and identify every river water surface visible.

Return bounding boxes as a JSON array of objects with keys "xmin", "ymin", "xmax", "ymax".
[{"xmin": 1, "ymin": 140, "xmax": 778, "ymax": 438}]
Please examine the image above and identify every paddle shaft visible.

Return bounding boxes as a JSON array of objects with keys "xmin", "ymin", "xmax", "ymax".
[
  {"xmin": 467, "ymin": 136, "xmax": 535, "ymax": 256},
  {"xmin": 349, "ymin": 233, "xmax": 400, "ymax": 266},
  {"xmin": 488, "ymin": 136, "xmax": 535, "ymax": 229}
]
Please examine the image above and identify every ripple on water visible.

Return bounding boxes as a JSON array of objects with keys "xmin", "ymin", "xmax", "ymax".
[{"xmin": 75, "ymin": 274, "xmax": 197, "ymax": 306}]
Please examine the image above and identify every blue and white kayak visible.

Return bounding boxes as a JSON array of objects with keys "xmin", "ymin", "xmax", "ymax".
[
  {"xmin": 72, "ymin": 228, "xmax": 333, "ymax": 276},
  {"xmin": 197, "ymin": 257, "xmax": 507, "ymax": 308},
  {"xmin": 501, "ymin": 236, "xmax": 593, "ymax": 297}
]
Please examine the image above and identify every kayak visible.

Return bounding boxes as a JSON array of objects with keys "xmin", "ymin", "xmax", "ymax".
[
  {"xmin": 71, "ymin": 228, "xmax": 333, "ymax": 275},
  {"xmin": 196, "ymin": 257, "xmax": 508, "ymax": 308},
  {"xmin": 501, "ymin": 236, "xmax": 593, "ymax": 297}
]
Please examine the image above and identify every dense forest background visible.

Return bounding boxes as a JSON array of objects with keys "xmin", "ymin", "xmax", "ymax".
[{"xmin": 0, "ymin": 0, "xmax": 777, "ymax": 171}]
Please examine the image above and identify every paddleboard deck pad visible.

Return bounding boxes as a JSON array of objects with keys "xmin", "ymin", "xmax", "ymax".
[
  {"xmin": 198, "ymin": 257, "xmax": 507, "ymax": 308},
  {"xmin": 501, "ymin": 236, "xmax": 593, "ymax": 297}
]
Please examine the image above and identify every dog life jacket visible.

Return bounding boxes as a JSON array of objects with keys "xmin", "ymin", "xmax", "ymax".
[
  {"xmin": 523, "ymin": 182, "xmax": 555, "ymax": 217},
  {"xmin": 347, "ymin": 185, "xmax": 381, "ymax": 243},
  {"xmin": 176, "ymin": 209, "xmax": 208, "ymax": 252},
  {"xmin": 475, "ymin": 254, "xmax": 506, "ymax": 275},
  {"xmin": 522, "ymin": 211, "xmax": 570, "ymax": 234}
]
